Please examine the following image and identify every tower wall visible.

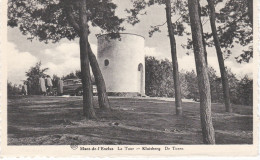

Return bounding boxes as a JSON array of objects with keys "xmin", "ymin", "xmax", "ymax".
[{"xmin": 97, "ymin": 33, "xmax": 145, "ymax": 96}]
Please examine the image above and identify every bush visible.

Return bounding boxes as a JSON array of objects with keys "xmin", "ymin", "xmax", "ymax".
[
  {"xmin": 7, "ymin": 82, "xmax": 22, "ymax": 96},
  {"xmin": 145, "ymin": 56, "xmax": 188, "ymax": 98},
  {"xmin": 145, "ymin": 56, "xmax": 253, "ymax": 105}
]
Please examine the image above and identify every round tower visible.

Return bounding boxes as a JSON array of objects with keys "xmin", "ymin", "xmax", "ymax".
[{"xmin": 97, "ymin": 33, "xmax": 145, "ymax": 97}]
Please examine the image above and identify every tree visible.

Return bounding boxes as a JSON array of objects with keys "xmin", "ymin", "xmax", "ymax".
[
  {"xmin": 247, "ymin": 0, "xmax": 253, "ymax": 25},
  {"xmin": 182, "ymin": 0, "xmax": 252, "ymax": 111},
  {"xmin": 188, "ymin": 0, "xmax": 215, "ymax": 144},
  {"xmin": 87, "ymin": 45, "xmax": 110, "ymax": 110},
  {"xmin": 77, "ymin": 0, "xmax": 95, "ymax": 118},
  {"xmin": 63, "ymin": 1, "xmax": 123, "ymax": 112},
  {"xmin": 8, "ymin": 0, "xmax": 124, "ymax": 118},
  {"xmin": 198, "ymin": 2, "xmax": 209, "ymax": 66},
  {"xmin": 145, "ymin": 56, "xmax": 189, "ymax": 98},
  {"xmin": 165, "ymin": 0, "xmax": 182, "ymax": 115},
  {"xmin": 63, "ymin": 70, "xmax": 95, "ymax": 84},
  {"xmin": 207, "ymin": 0, "xmax": 232, "ymax": 112},
  {"xmin": 145, "ymin": 56, "xmax": 167, "ymax": 97},
  {"xmin": 185, "ymin": 70, "xmax": 199, "ymax": 101},
  {"xmin": 236, "ymin": 75, "xmax": 253, "ymax": 106},
  {"xmin": 7, "ymin": 82, "xmax": 22, "ymax": 96},
  {"xmin": 214, "ymin": 0, "xmax": 253, "ymax": 63},
  {"xmin": 63, "ymin": 72, "xmax": 78, "ymax": 80},
  {"xmin": 25, "ymin": 61, "xmax": 49, "ymax": 95},
  {"xmin": 127, "ymin": 0, "xmax": 185, "ymax": 115},
  {"xmin": 181, "ymin": 0, "xmax": 252, "ymax": 64},
  {"xmin": 75, "ymin": 70, "xmax": 81, "ymax": 79},
  {"xmin": 207, "ymin": 67, "xmax": 218, "ymax": 101},
  {"xmin": 184, "ymin": 67, "xmax": 227, "ymax": 104},
  {"xmin": 226, "ymin": 68, "xmax": 239, "ymax": 104},
  {"xmin": 145, "ymin": 56, "xmax": 174, "ymax": 97}
]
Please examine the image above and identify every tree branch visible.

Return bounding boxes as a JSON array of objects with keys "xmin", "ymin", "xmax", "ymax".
[
  {"xmin": 206, "ymin": 12, "xmax": 249, "ymax": 38},
  {"xmin": 174, "ymin": 16, "xmax": 182, "ymax": 24},
  {"xmin": 152, "ymin": 15, "xmax": 182, "ymax": 29},
  {"xmin": 64, "ymin": 3, "xmax": 80, "ymax": 35},
  {"xmin": 154, "ymin": 21, "xmax": 167, "ymax": 27},
  {"xmin": 202, "ymin": 19, "xmax": 209, "ymax": 26}
]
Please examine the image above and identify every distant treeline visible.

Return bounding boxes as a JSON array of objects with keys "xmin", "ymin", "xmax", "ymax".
[
  {"xmin": 8, "ymin": 57, "xmax": 253, "ymax": 106},
  {"xmin": 145, "ymin": 56, "xmax": 252, "ymax": 106}
]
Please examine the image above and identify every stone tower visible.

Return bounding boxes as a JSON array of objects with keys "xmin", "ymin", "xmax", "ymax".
[{"xmin": 97, "ymin": 33, "xmax": 145, "ymax": 97}]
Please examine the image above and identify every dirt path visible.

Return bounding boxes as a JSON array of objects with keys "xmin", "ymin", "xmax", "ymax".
[{"xmin": 8, "ymin": 96, "xmax": 253, "ymax": 145}]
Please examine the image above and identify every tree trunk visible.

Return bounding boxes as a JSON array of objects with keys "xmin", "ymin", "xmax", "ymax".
[
  {"xmin": 79, "ymin": 0, "xmax": 96, "ymax": 119},
  {"xmin": 207, "ymin": 0, "xmax": 232, "ymax": 113},
  {"xmin": 198, "ymin": 2, "xmax": 208, "ymax": 66},
  {"xmin": 87, "ymin": 42, "xmax": 110, "ymax": 110},
  {"xmin": 188, "ymin": 0, "xmax": 215, "ymax": 144},
  {"xmin": 63, "ymin": 1, "xmax": 110, "ymax": 111},
  {"xmin": 165, "ymin": 0, "xmax": 182, "ymax": 115},
  {"xmin": 247, "ymin": 0, "xmax": 253, "ymax": 25}
]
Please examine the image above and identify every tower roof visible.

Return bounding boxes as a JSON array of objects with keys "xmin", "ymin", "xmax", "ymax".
[{"xmin": 97, "ymin": 33, "xmax": 145, "ymax": 39}]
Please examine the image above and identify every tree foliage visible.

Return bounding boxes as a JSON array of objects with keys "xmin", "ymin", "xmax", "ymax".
[
  {"xmin": 62, "ymin": 70, "xmax": 95, "ymax": 84},
  {"xmin": 25, "ymin": 61, "xmax": 49, "ymax": 95},
  {"xmin": 145, "ymin": 56, "xmax": 253, "ymax": 106},
  {"xmin": 215, "ymin": 0, "xmax": 253, "ymax": 62},
  {"xmin": 7, "ymin": 82, "xmax": 22, "ymax": 96},
  {"xmin": 127, "ymin": 0, "xmax": 187, "ymax": 37},
  {"xmin": 62, "ymin": 72, "xmax": 78, "ymax": 80},
  {"xmin": 145, "ymin": 56, "xmax": 188, "ymax": 98},
  {"xmin": 184, "ymin": 70, "xmax": 199, "ymax": 101},
  {"xmin": 8, "ymin": 0, "xmax": 125, "ymax": 117},
  {"xmin": 128, "ymin": 0, "xmax": 252, "ymax": 63},
  {"xmin": 234, "ymin": 75, "xmax": 253, "ymax": 105},
  {"xmin": 8, "ymin": 0, "xmax": 124, "ymax": 43},
  {"xmin": 176, "ymin": 0, "xmax": 253, "ymax": 63}
]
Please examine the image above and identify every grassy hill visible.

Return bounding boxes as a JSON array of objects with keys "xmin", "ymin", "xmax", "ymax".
[{"xmin": 8, "ymin": 96, "xmax": 253, "ymax": 145}]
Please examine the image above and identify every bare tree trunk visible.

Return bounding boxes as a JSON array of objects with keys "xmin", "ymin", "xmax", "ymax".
[
  {"xmin": 165, "ymin": 0, "xmax": 182, "ymax": 115},
  {"xmin": 87, "ymin": 42, "xmax": 110, "ymax": 110},
  {"xmin": 188, "ymin": 0, "xmax": 215, "ymax": 144},
  {"xmin": 79, "ymin": 0, "xmax": 96, "ymax": 119},
  {"xmin": 198, "ymin": 2, "xmax": 208, "ymax": 66},
  {"xmin": 247, "ymin": 0, "xmax": 253, "ymax": 25},
  {"xmin": 207, "ymin": 0, "xmax": 232, "ymax": 113}
]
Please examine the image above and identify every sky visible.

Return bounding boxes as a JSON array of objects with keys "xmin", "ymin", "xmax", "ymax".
[{"xmin": 7, "ymin": 0, "xmax": 253, "ymax": 85}]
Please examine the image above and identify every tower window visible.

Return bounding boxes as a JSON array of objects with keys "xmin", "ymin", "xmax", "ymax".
[
  {"xmin": 104, "ymin": 59, "xmax": 109, "ymax": 66},
  {"xmin": 138, "ymin": 63, "xmax": 143, "ymax": 71}
]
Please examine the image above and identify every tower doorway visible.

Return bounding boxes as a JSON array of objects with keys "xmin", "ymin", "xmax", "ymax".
[{"xmin": 138, "ymin": 63, "xmax": 144, "ymax": 96}]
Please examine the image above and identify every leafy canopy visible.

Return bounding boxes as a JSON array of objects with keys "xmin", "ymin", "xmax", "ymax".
[
  {"xmin": 25, "ymin": 61, "xmax": 49, "ymax": 80},
  {"xmin": 126, "ymin": 0, "xmax": 188, "ymax": 37},
  {"xmin": 8, "ymin": 0, "xmax": 124, "ymax": 43},
  {"xmin": 215, "ymin": 0, "xmax": 253, "ymax": 63},
  {"xmin": 24, "ymin": 61, "xmax": 49, "ymax": 94},
  {"xmin": 127, "ymin": 0, "xmax": 252, "ymax": 63},
  {"xmin": 185, "ymin": 0, "xmax": 253, "ymax": 62}
]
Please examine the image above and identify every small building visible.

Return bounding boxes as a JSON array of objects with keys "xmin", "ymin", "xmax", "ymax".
[{"xmin": 97, "ymin": 33, "xmax": 145, "ymax": 97}]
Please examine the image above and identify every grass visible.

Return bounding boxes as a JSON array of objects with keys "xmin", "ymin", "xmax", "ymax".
[{"xmin": 7, "ymin": 95, "xmax": 253, "ymax": 145}]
